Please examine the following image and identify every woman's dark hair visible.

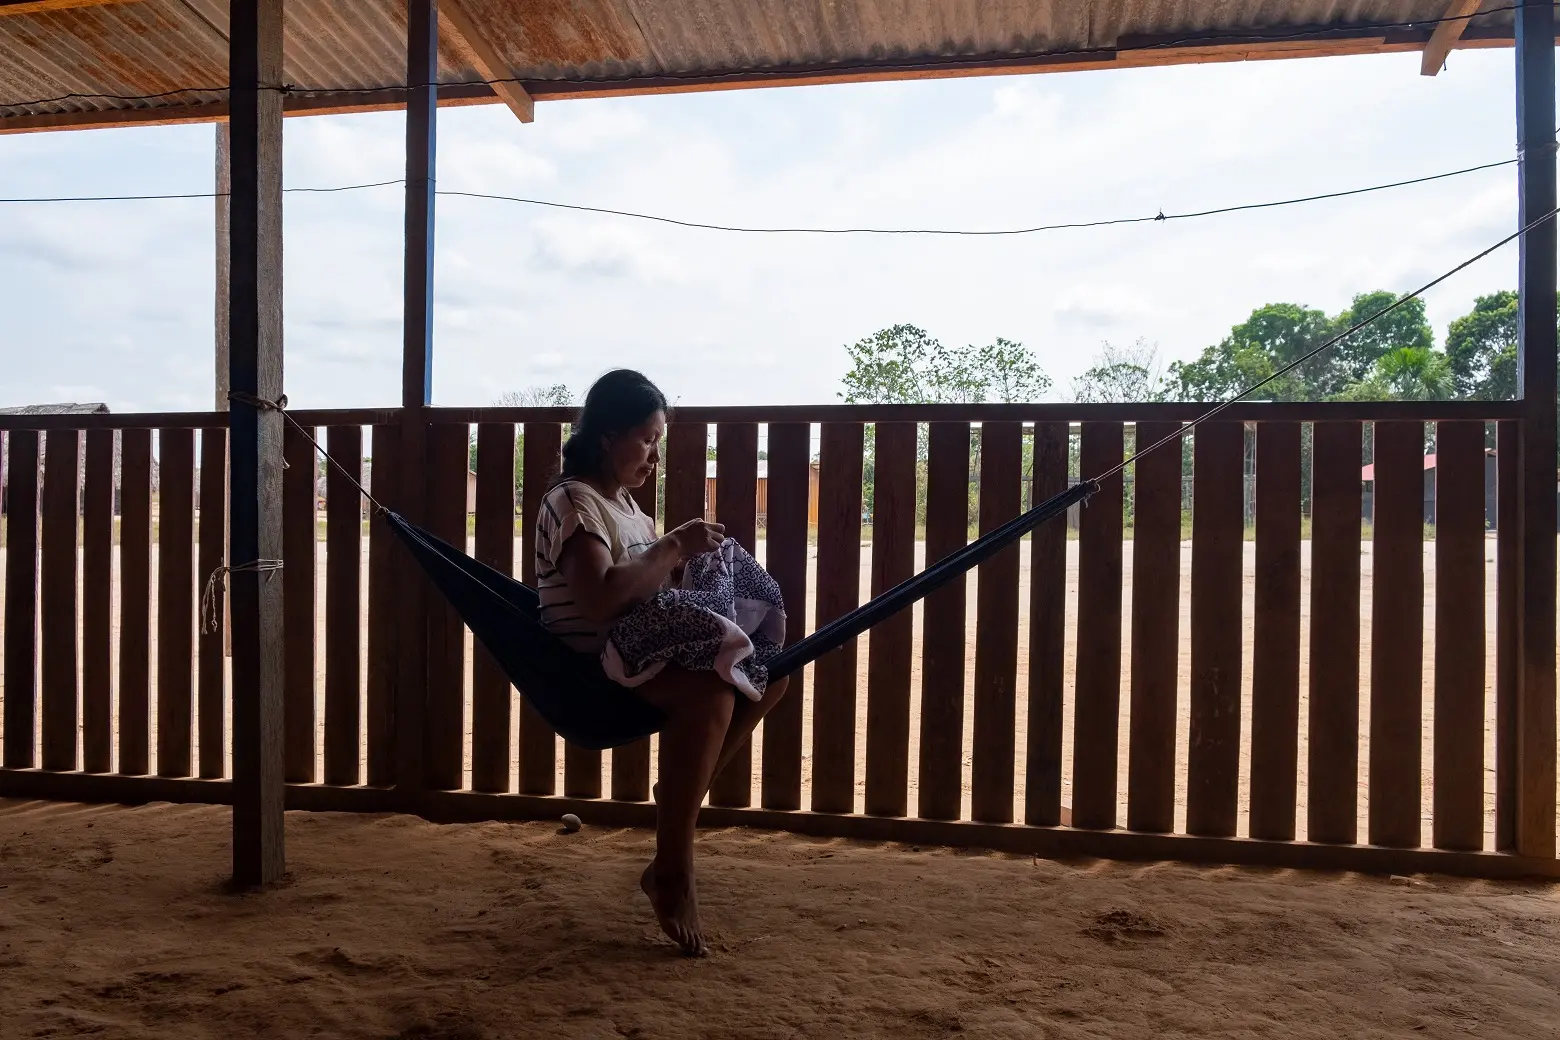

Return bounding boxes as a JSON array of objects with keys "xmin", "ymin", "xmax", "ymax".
[{"xmin": 558, "ymin": 369, "xmax": 668, "ymax": 482}]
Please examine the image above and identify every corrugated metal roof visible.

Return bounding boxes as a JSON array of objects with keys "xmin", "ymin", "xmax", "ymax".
[{"xmin": 0, "ymin": 0, "xmax": 1527, "ymax": 131}]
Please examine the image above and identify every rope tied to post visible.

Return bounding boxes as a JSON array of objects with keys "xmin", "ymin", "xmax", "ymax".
[
  {"xmin": 199, "ymin": 390, "xmax": 391, "ymax": 635},
  {"xmin": 201, "ymin": 559, "xmax": 283, "ymax": 635}
]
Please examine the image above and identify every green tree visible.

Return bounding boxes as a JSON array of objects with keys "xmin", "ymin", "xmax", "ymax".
[
  {"xmin": 839, "ymin": 325, "xmax": 1051, "ymax": 405},
  {"xmin": 1168, "ymin": 302, "xmax": 1337, "ymax": 402},
  {"xmin": 1445, "ymin": 291, "xmax": 1519, "ymax": 401},
  {"xmin": 1332, "ymin": 346, "xmax": 1455, "ymax": 402},
  {"xmin": 1333, "ymin": 291, "xmax": 1433, "ymax": 383},
  {"xmin": 1072, "ymin": 339, "xmax": 1168, "ymax": 403}
]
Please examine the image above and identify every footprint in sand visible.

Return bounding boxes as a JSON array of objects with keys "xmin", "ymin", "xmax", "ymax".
[{"xmin": 1081, "ymin": 908, "xmax": 1168, "ymax": 943}]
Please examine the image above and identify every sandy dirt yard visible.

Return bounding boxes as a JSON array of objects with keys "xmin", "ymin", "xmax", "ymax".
[{"xmin": 3, "ymin": 799, "xmax": 1560, "ymax": 1040}]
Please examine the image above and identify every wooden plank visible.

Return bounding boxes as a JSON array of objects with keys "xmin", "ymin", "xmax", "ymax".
[
  {"xmin": 1368, "ymin": 421, "xmax": 1426, "ymax": 848},
  {"xmin": 1421, "ymin": 0, "xmax": 1483, "ymax": 75},
  {"xmin": 156, "ymin": 427, "xmax": 196, "ymax": 778},
  {"xmin": 612, "ymin": 462, "xmax": 657, "ymax": 803},
  {"xmin": 1186, "ymin": 422, "xmax": 1245, "ymax": 838},
  {"xmin": 1248, "ymin": 422, "xmax": 1303, "ymax": 841},
  {"xmin": 3, "ymin": 430, "xmax": 39, "ymax": 770},
  {"xmin": 1126, "ymin": 421, "xmax": 1183, "ymax": 834},
  {"xmin": 863, "ymin": 422, "xmax": 917, "ymax": 818},
  {"xmin": 1433, "ymin": 421, "xmax": 1486, "ymax": 851},
  {"xmin": 39, "ymin": 430, "xmax": 79, "ymax": 772},
  {"xmin": 117, "ymin": 429, "xmax": 152, "ymax": 776},
  {"xmin": 438, "ymin": 0, "xmax": 537, "ymax": 121},
  {"xmin": 662, "ymin": 422, "xmax": 707, "ymax": 527},
  {"xmin": 1514, "ymin": 0, "xmax": 1559, "ymax": 863},
  {"xmin": 471, "ymin": 423, "xmax": 516, "ymax": 794},
  {"xmin": 1072, "ymin": 422, "xmax": 1125, "ymax": 831},
  {"xmin": 761, "ymin": 423, "xmax": 810, "ymax": 812},
  {"xmin": 365, "ymin": 423, "xmax": 400, "ymax": 787},
  {"xmin": 281, "ymin": 421, "xmax": 317, "ymax": 784},
  {"xmin": 324, "ymin": 426, "xmax": 364, "ymax": 787},
  {"xmin": 709, "ymin": 421, "xmax": 760, "ymax": 808},
  {"xmin": 197, "ymin": 428, "xmax": 228, "ymax": 780},
  {"xmin": 918, "ymin": 422, "xmax": 970, "ymax": 821},
  {"xmin": 424, "ymin": 423, "xmax": 470, "ymax": 793},
  {"xmin": 811, "ymin": 422, "xmax": 864, "ymax": 815},
  {"xmin": 81, "ymin": 429, "xmax": 114, "ymax": 775},
  {"xmin": 518, "ymin": 422, "xmax": 561, "ymax": 795},
  {"xmin": 228, "ymin": 0, "xmax": 288, "ymax": 885},
  {"xmin": 1495, "ymin": 420, "xmax": 1518, "ymax": 850},
  {"xmin": 1025, "ymin": 422, "xmax": 1069, "ymax": 827},
  {"xmin": 1307, "ymin": 421, "xmax": 1363, "ymax": 845},
  {"xmin": 971, "ymin": 421, "xmax": 1023, "ymax": 824}
]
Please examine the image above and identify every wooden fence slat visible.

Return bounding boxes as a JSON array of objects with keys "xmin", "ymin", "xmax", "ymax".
[
  {"xmin": 1369, "ymin": 420, "xmax": 1426, "ymax": 848},
  {"xmin": 1186, "ymin": 422, "xmax": 1245, "ymax": 837},
  {"xmin": 117, "ymin": 429, "xmax": 152, "ymax": 775},
  {"xmin": 710, "ymin": 421, "xmax": 761, "ymax": 807},
  {"xmin": 156, "ymin": 427, "xmax": 196, "ymax": 778},
  {"xmin": 471, "ymin": 423, "xmax": 516, "ymax": 794},
  {"xmin": 366, "ymin": 422, "xmax": 400, "ymax": 787},
  {"xmin": 425, "ymin": 423, "xmax": 470, "ymax": 792},
  {"xmin": 1073, "ymin": 422, "xmax": 1125, "ymax": 831},
  {"xmin": 761, "ymin": 423, "xmax": 810, "ymax": 812},
  {"xmin": 518, "ymin": 423, "xmax": 562, "ymax": 794},
  {"xmin": 1248, "ymin": 421, "xmax": 1303, "ymax": 841},
  {"xmin": 1308, "ymin": 421, "xmax": 1363, "ymax": 845},
  {"xmin": 1433, "ymin": 421, "xmax": 1486, "ymax": 851},
  {"xmin": 864, "ymin": 421, "xmax": 917, "ymax": 818},
  {"xmin": 40, "ymin": 429, "xmax": 80, "ymax": 772},
  {"xmin": 197, "ymin": 427, "xmax": 228, "ymax": 780},
  {"xmin": 282, "ymin": 422, "xmax": 318, "ymax": 784},
  {"xmin": 324, "ymin": 426, "xmax": 364, "ymax": 787},
  {"xmin": 611, "ymin": 463, "xmax": 658, "ymax": 803},
  {"xmin": 971, "ymin": 421, "xmax": 1023, "ymax": 823},
  {"xmin": 1127, "ymin": 421, "xmax": 1183, "ymax": 833},
  {"xmin": 919, "ymin": 422, "xmax": 970, "ymax": 821},
  {"xmin": 82, "ymin": 429, "xmax": 115, "ymax": 775},
  {"xmin": 2, "ymin": 430, "xmax": 39, "ymax": 770},
  {"xmin": 812, "ymin": 422, "xmax": 864, "ymax": 815},
  {"xmin": 1496, "ymin": 420, "xmax": 1518, "ymax": 850},
  {"xmin": 1026, "ymin": 422, "xmax": 1068, "ymax": 827}
]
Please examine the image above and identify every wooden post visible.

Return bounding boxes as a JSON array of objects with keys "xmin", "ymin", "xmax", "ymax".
[
  {"xmin": 228, "ymin": 0, "xmax": 286, "ymax": 887},
  {"xmin": 217, "ymin": 121, "xmax": 233, "ymax": 658},
  {"xmin": 1514, "ymin": 1, "xmax": 1557, "ymax": 861},
  {"xmin": 396, "ymin": 0, "xmax": 439, "ymax": 804}
]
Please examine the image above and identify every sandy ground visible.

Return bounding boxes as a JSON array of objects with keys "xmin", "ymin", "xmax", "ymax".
[
  {"xmin": 3, "ymin": 798, "xmax": 1560, "ymax": 1040},
  {"xmin": 2, "ymin": 532, "xmax": 1558, "ymax": 847}
]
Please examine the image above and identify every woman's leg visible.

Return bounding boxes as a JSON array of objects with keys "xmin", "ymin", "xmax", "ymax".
[
  {"xmin": 630, "ymin": 667, "xmax": 735, "ymax": 955},
  {"xmin": 711, "ymin": 675, "xmax": 789, "ymax": 781}
]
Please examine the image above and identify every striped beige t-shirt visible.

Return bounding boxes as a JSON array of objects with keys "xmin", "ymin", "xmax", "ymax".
[{"xmin": 534, "ymin": 479, "xmax": 659, "ymax": 654}]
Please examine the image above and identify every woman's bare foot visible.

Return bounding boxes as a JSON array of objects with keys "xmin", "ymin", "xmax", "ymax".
[{"xmin": 640, "ymin": 861, "xmax": 707, "ymax": 956}]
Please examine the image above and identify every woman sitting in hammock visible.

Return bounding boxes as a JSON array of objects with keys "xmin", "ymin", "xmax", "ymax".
[{"xmin": 535, "ymin": 369, "xmax": 791, "ymax": 957}]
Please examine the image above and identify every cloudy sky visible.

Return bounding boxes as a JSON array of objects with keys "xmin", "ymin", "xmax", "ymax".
[{"xmin": 0, "ymin": 45, "xmax": 1544, "ymax": 413}]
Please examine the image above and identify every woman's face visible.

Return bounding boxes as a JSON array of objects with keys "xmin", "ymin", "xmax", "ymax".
[{"xmin": 604, "ymin": 409, "xmax": 665, "ymax": 489}]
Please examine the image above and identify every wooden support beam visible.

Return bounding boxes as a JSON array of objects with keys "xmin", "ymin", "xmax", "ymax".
[
  {"xmin": 0, "ymin": 0, "xmax": 138, "ymax": 15},
  {"xmin": 1421, "ymin": 0, "xmax": 1483, "ymax": 76},
  {"xmin": 227, "ymin": 0, "xmax": 286, "ymax": 887},
  {"xmin": 439, "ymin": 0, "xmax": 534, "ymax": 123},
  {"xmin": 1514, "ymin": 0, "xmax": 1558, "ymax": 861},
  {"xmin": 395, "ymin": 0, "xmax": 439, "ymax": 805}
]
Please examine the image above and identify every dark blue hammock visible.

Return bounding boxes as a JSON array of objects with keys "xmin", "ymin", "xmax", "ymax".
[{"xmin": 385, "ymin": 478, "xmax": 1096, "ymax": 751}]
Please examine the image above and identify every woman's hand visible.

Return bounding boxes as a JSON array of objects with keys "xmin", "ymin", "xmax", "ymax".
[{"xmin": 666, "ymin": 518, "xmax": 725, "ymax": 560}]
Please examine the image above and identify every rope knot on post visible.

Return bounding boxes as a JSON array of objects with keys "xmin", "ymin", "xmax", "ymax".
[{"xmin": 201, "ymin": 559, "xmax": 283, "ymax": 636}]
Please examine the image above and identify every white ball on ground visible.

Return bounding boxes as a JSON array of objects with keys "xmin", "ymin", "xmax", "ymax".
[{"xmin": 561, "ymin": 813, "xmax": 582, "ymax": 833}]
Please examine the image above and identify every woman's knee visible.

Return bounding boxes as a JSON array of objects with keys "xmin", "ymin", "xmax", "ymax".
[{"xmin": 647, "ymin": 668, "xmax": 736, "ymax": 725}]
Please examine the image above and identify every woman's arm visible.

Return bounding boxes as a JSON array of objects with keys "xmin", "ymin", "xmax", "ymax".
[{"xmin": 558, "ymin": 519, "xmax": 724, "ymax": 624}]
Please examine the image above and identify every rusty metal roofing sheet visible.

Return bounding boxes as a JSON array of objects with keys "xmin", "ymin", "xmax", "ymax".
[{"xmin": 0, "ymin": 0, "xmax": 1527, "ymax": 128}]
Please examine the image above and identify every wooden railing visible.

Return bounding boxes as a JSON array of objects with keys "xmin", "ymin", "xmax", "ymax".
[{"xmin": 0, "ymin": 400, "xmax": 1554, "ymax": 879}]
